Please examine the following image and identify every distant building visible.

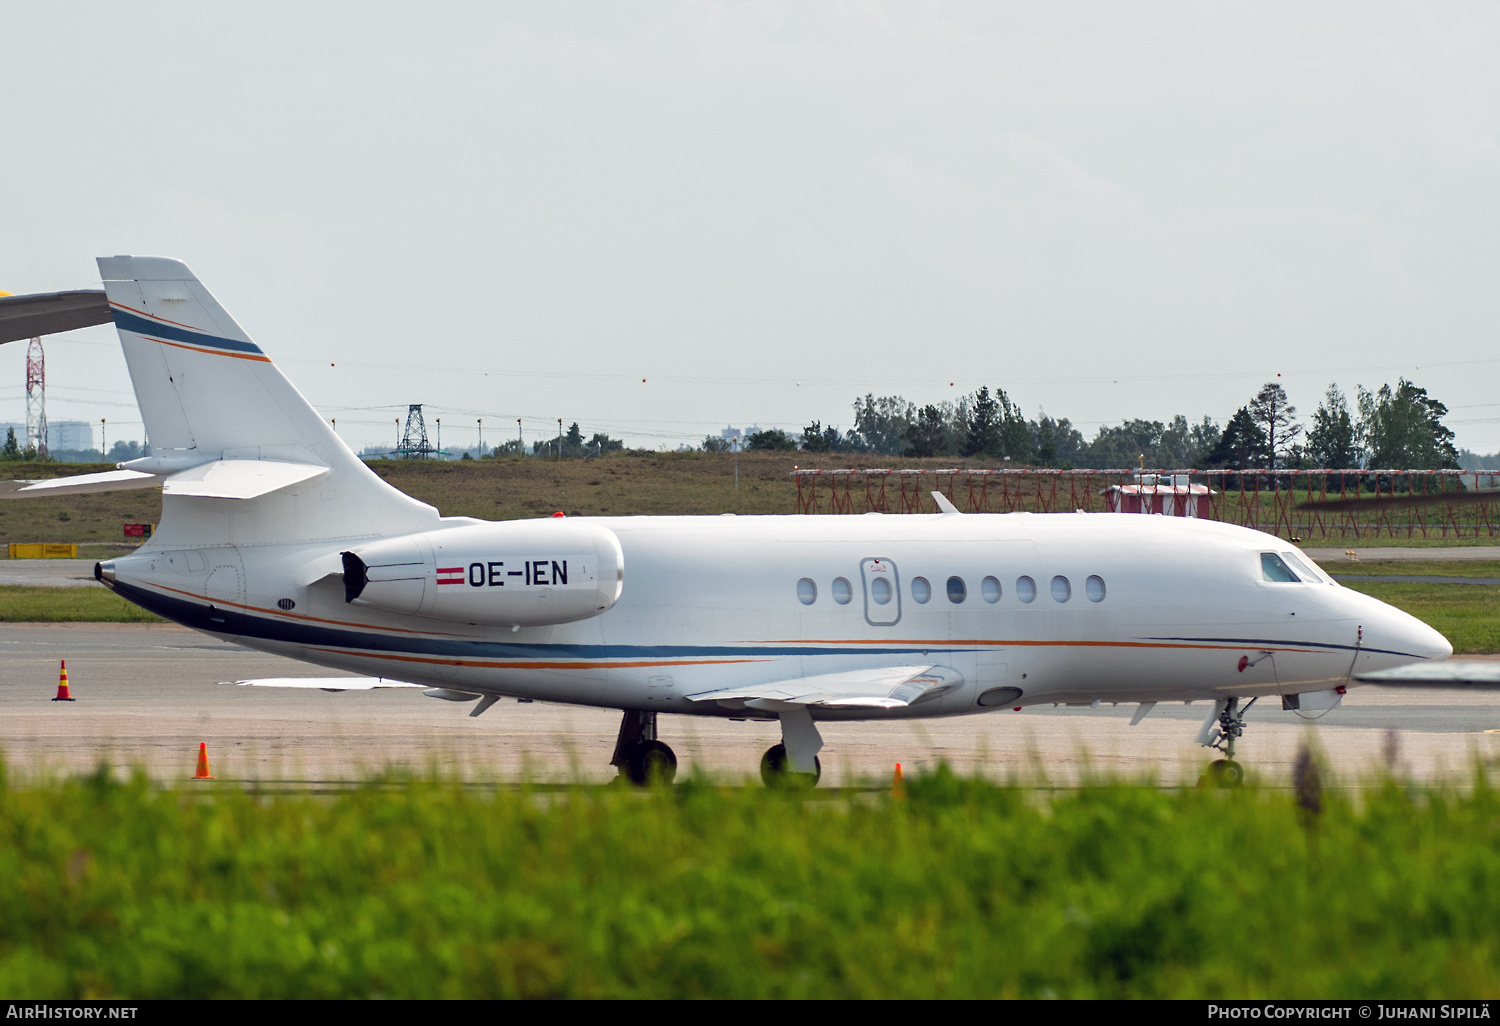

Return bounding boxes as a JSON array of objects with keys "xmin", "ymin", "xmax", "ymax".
[
  {"xmin": 0, "ymin": 420, "xmax": 94, "ymax": 452},
  {"xmin": 49, "ymin": 421, "xmax": 94, "ymax": 451},
  {"xmin": 719, "ymin": 426, "xmax": 744, "ymax": 441}
]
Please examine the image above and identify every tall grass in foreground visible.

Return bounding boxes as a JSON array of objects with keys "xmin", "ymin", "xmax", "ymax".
[{"xmin": 1, "ymin": 763, "xmax": 1497, "ymax": 998}]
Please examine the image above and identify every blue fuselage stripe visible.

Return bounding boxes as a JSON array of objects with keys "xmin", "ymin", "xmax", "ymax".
[{"xmin": 112, "ymin": 581, "xmax": 1431, "ymax": 664}]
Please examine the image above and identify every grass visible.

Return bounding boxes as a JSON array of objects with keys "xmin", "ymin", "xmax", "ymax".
[
  {"xmin": 1338, "ymin": 581, "xmax": 1500, "ymax": 654},
  {"xmin": 1, "ymin": 763, "xmax": 1497, "ymax": 998},
  {"xmin": 0, "ymin": 586, "xmax": 165, "ymax": 623},
  {"xmin": 5, "ymin": 454, "xmax": 1500, "ymax": 540},
  {"xmin": 1317, "ymin": 560, "xmax": 1500, "ymax": 577}
]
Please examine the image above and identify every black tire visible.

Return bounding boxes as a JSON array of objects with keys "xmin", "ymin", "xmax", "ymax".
[
  {"xmin": 759, "ymin": 743, "xmax": 822, "ymax": 788},
  {"xmin": 1208, "ymin": 759, "xmax": 1245, "ymax": 788},
  {"xmin": 625, "ymin": 739, "xmax": 677, "ymax": 785}
]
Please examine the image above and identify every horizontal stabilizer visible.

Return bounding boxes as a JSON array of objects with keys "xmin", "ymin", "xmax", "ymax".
[
  {"xmin": 162, "ymin": 460, "xmax": 328, "ymax": 500},
  {"xmin": 223, "ymin": 677, "xmax": 423, "ymax": 691},
  {"xmin": 1, "ymin": 469, "xmax": 160, "ymax": 498},
  {"xmin": 1355, "ymin": 661, "xmax": 1500, "ymax": 689},
  {"xmin": 0, "ymin": 289, "xmax": 111, "ymax": 344},
  {"xmin": 688, "ymin": 664, "xmax": 964, "ymax": 710}
]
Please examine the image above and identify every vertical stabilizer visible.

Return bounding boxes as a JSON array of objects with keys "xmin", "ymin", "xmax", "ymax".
[{"xmin": 98, "ymin": 256, "xmax": 439, "ymax": 543}]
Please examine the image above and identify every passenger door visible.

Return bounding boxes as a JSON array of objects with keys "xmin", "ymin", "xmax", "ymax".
[{"xmin": 860, "ymin": 557, "xmax": 901, "ymax": 627}]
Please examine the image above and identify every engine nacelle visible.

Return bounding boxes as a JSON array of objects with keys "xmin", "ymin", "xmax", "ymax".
[{"xmin": 342, "ymin": 519, "xmax": 623, "ymax": 627}]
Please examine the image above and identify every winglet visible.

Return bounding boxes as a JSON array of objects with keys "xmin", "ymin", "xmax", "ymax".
[{"xmin": 931, "ymin": 491, "xmax": 961, "ymax": 515}]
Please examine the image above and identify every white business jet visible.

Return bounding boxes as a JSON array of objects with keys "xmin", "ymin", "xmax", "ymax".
[{"xmin": 0, "ymin": 257, "xmax": 1459, "ymax": 786}]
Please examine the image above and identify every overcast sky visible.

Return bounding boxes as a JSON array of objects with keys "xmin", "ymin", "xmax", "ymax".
[{"xmin": 3, "ymin": 1, "xmax": 1499, "ymax": 456}]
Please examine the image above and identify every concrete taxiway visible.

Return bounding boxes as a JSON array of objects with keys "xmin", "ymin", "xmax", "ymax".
[{"xmin": 1, "ymin": 623, "xmax": 1496, "ymax": 786}]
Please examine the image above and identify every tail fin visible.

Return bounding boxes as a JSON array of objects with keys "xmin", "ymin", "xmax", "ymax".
[{"xmin": 99, "ymin": 256, "xmax": 439, "ymax": 542}]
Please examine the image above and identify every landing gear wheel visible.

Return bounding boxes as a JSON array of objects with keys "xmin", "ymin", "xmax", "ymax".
[
  {"xmin": 760, "ymin": 743, "xmax": 822, "ymax": 788},
  {"xmin": 623, "ymin": 740, "xmax": 677, "ymax": 785},
  {"xmin": 1207, "ymin": 759, "xmax": 1244, "ymax": 788}
]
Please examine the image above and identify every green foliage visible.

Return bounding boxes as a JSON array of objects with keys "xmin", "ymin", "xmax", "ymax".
[
  {"xmin": 902, "ymin": 403, "xmax": 953, "ymax": 457},
  {"xmin": 1247, "ymin": 381, "xmax": 1302, "ymax": 471},
  {"xmin": 1306, "ymin": 384, "xmax": 1360, "ymax": 469},
  {"xmin": 851, "ymin": 394, "xmax": 915, "ymax": 456},
  {"xmin": 799, "ymin": 421, "xmax": 859, "ymax": 453},
  {"xmin": 1207, "ymin": 407, "xmax": 1269, "ymax": 470},
  {"xmin": 746, "ymin": 428, "xmax": 796, "ymax": 452},
  {"xmin": 1, "ymin": 428, "xmax": 19, "ymax": 460},
  {"xmin": 2, "ymin": 768, "xmax": 1498, "ymax": 998},
  {"xmin": 1083, "ymin": 415, "xmax": 1219, "ymax": 470},
  {"xmin": 1358, "ymin": 379, "xmax": 1460, "ymax": 470}
]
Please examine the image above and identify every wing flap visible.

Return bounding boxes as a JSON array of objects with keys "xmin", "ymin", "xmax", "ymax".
[{"xmin": 687, "ymin": 664, "xmax": 965, "ymax": 709}]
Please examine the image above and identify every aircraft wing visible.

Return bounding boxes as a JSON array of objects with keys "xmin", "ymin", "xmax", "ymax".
[
  {"xmin": 0, "ymin": 289, "xmax": 112, "ymax": 345},
  {"xmin": 687, "ymin": 664, "xmax": 964, "ymax": 710},
  {"xmin": 224, "ymin": 677, "xmax": 425, "ymax": 692},
  {"xmin": 1355, "ymin": 662, "xmax": 1500, "ymax": 689}
]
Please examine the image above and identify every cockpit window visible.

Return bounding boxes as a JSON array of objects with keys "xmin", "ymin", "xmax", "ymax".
[
  {"xmin": 1261, "ymin": 552, "xmax": 1300, "ymax": 583},
  {"xmin": 1280, "ymin": 551, "xmax": 1324, "ymax": 583}
]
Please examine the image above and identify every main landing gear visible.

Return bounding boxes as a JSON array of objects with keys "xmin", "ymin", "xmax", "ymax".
[
  {"xmin": 611, "ymin": 710, "xmax": 678, "ymax": 785},
  {"xmin": 610, "ymin": 707, "xmax": 827, "ymax": 788},
  {"xmin": 1196, "ymin": 696, "xmax": 1257, "ymax": 788}
]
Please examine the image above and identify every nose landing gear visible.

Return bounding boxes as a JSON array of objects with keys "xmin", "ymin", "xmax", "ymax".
[{"xmin": 1197, "ymin": 696, "xmax": 1257, "ymax": 788}]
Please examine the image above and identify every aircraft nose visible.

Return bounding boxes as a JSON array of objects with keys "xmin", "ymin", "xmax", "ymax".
[{"xmin": 1376, "ymin": 606, "xmax": 1452, "ymax": 663}]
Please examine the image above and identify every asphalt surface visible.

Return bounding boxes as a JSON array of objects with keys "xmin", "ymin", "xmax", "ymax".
[
  {"xmin": 2, "ymin": 623, "xmax": 1495, "ymax": 786},
  {"xmin": 0, "ymin": 558, "xmax": 102, "ymax": 588},
  {"xmin": 1330, "ymin": 574, "xmax": 1500, "ymax": 585},
  {"xmin": 1304, "ymin": 546, "xmax": 1500, "ymax": 561}
]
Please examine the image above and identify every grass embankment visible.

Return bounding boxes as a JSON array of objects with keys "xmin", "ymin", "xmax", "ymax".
[
  {"xmin": 2, "ymin": 766, "xmax": 1497, "ymax": 998},
  {"xmin": 1337, "ymin": 581, "xmax": 1500, "ymax": 655},
  {"xmin": 0, "ymin": 587, "xmax": 164, "ymax": 623}
]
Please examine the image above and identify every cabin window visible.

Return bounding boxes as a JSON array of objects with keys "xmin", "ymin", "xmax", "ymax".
[
  {"xmin": 1051, "ymin": 576, "xmax": 1071, "ymax": 602},
  {"xmin": 1016, "ymin": 576, "xmax": 1037, "ymax": 603},
  {"xmin": 832, "ymin": 577, "xmax": 853, "ymax": 604},
  {"xmin": 982, "ymin": 576, "xmax": 1001, "ymax": 603},
  {"xmin": 1261, "ymin": 553, "xmax": 1300, "ymax": 583},
  {"xmin": 797, "ymin": 578, "xmax": 817, "ymax": 604},
  {"xmin": 911, "ymin": 577, "xmax": 932, "ymax": 604},
  {"xmin": 871, "ymin": 577, "xmax": 893, "ymax": 605},
  {"xmin": 1086, "ymin": 575, "xmax": 1106, "ymax": 602},
  {"xmin": 947, "ymin": 576, "xmax": 967, "ymax": 603}
]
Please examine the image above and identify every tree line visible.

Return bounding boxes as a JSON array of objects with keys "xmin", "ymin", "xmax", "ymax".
[{"xmin": 716, "ymin": 378, "xmax": 1467, "ymax": 471}]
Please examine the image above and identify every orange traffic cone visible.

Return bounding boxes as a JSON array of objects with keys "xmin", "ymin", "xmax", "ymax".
[
  {"xmin": 52, "ymin": 659, "xmax": 75, "ymax": 701},
  {"xmin": 194, "ymin": 742, "xmax": 216, "ymax": 780},
  {"xmin": 892, "ymin": 762, "xmax": 905, "ymax": 799}
]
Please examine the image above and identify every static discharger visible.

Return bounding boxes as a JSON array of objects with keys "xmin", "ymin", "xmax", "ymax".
[
  {"xmin": 194, "ymin": 742, "xmax": 216, "ymax": 780},
  {"xmin": 52, "ymin": 659, "xmax": 74, "ymax": 701}
]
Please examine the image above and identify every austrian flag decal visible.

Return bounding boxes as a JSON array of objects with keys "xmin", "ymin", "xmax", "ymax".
[{"xmin": 436, "ymin": 566, "xmax": 465, "ymax": 586}]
